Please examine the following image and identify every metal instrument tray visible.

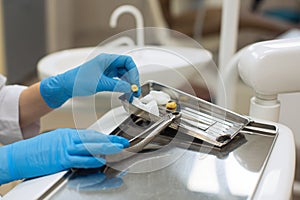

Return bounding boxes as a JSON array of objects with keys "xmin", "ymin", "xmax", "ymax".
[
  {"xmin": 120, "ymin": 81, "xmax": 251, "ymax": 147},
  {"xmin": 46, "ymin": 110, "xmax": 278, "ymax": 200},
  {"xmin": 31, "ymin": 81, "xmax": 280, "ymax": 200}
]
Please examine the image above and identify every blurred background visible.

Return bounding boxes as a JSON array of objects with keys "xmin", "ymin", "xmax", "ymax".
[
  {"xmin": 0, "ymin": 0, "xmax": 299, "ymax": 83},
  {"xmin": 1, "ymin": 0, "xmax": 300, "ymax": 84},
  {"xmin": 0, "ymin": 0, "xmax": 300, "ymax": 197}
]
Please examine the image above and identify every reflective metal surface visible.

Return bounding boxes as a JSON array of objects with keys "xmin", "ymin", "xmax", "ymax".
[
  {"xmin": 105, "ymin": 112, "xmax": 181, "ymax": 163},
  {"xmin": 49, "ymin": 115, "xmax": 277, "ymax": 200},
  {"xmin": 120, "ymin": 81, "xmax": 251, "ymax": 147}
]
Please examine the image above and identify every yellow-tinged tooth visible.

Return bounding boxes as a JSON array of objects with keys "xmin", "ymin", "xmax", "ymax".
[
  {"xmin": 166, "ymin": 101, "xmax": 177, "ymax": 110},
  {"xmin": 131, "ymin": 84, "xmax": 139, "ymax": 92}
]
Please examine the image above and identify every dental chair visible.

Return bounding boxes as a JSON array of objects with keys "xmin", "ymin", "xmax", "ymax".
[
  {"xmin": 216, "ymin": 4, "xmax": 297, "ymax": 198},
  {"xmin": 218, "ymin": 37, "xmax": 299, "ymax": 199}
]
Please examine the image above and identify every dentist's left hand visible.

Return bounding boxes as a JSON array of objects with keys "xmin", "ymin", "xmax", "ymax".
[
  {"xmin": 0, "ymin": 129, "xmax": 129, "ymax": 184},
  {"xmin": 40, "ymin": 53, "xmax": 140, "ymax": 108}
]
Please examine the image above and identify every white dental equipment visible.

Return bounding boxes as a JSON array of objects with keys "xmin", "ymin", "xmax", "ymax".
[{"xmin": 238, "ymin": 37, "xmax": 300, "ymax": 122}]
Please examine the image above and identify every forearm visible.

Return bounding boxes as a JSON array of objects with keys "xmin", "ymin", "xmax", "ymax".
[
  {"xmin": 19, "ymin": 53, "xmax": 139, "ymax": 129},
  {"xmin": 19, "ymin": 82, "xmax": 53, "ymax": 130}
]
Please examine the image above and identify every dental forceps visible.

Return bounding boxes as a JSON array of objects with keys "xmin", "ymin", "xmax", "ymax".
[{"xmin": 105, "ymin": 112, "xmax": 181, "ymax": 163}]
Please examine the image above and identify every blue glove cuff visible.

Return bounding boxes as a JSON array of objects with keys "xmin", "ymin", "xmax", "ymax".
[
  {"xmin": 40, "ymin": 76, "xmax": 70, "ymax": 108},
  {"xmin": 0, "ymin": 145, "xmax": 19, "ymax": 184}
]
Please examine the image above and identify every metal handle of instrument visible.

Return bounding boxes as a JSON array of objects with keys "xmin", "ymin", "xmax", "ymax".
[{"xmin": 105, "ymin": 112, "xmax": 181, "ymax": 163}]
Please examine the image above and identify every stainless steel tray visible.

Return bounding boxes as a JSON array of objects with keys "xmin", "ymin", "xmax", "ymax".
[
  {"xmin": 46, "ymin": 110, "xmax": 279, "ymax": 200},
  {"xmin": 120, "ymin": 80, "xmax": 251, "ymax": 147},
  {"xmin": 33, "ymin": 81, "xmax": 280, "ymax": 200}
]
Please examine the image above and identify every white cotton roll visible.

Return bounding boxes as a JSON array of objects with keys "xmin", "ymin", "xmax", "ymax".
[
  {"xmin": 145, "ymin": 100, "xmax": 159, "ymax": 116},
  {"xmin": 140, "ymin": 94, "xmax": 155, "ymax": 104},
  {"xmin": 131, "ymin": 97, "xmax": 159, "ymax": 116},
  {"xmin": 132, "ymin": 97, "xmax": 147, "ymax": 110},
  {"xmin": 149, "ymin": 91, "xmax": 171, "ymax": 105}
]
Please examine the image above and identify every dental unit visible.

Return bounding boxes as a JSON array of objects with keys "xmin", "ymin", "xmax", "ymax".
[{"xmin": 3, "ymin": 3, "xmax": 298, "ymax": 200}]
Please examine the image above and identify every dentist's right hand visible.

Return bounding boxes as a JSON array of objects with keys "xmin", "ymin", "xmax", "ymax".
[
  {"xmin": 0, "ymin": 129, "xmax": 129, "ymax": 185},
  {"xmin": 40, "ymin": 53, "xmax": 140, "ymax": 108}
]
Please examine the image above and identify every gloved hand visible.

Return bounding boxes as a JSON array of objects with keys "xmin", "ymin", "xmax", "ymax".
[
  {"xmin": 0, "ymin": 128, "xmax": 129, "ymax": 184},
  {"xmin": 40, "ymin": 53, "xmax": 140, "ymax": 108}
]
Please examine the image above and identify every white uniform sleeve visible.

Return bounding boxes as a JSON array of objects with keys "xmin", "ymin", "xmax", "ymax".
[{"xmin": 0, "ymin": 75, "xmax": 40, "ymax": 145}]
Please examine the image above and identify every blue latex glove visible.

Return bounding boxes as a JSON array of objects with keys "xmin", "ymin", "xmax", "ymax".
[
  {"xmin": 0, "ymin": 129, "xmax": 129, "ymax": 184},
  {"xmin": 40, "ymin": 54, "xmax": 140, "ymax": 108}
]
